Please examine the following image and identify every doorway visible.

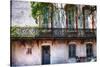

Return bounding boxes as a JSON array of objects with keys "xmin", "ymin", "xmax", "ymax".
[{"xmin": 42, "ymin": 46, "xmax": 50, "ymax": 64}]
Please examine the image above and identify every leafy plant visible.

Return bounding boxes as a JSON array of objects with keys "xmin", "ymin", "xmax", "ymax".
[
  {"xmin": 31, "ymin": 2, "xmax": 54, "ymax": 25},
  {"xmin": 11, "ymin": 26, "xmax": 19, "ymax": 37}
]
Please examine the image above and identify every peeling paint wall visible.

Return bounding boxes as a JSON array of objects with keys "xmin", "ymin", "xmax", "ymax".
[
  {"xmin": 12, "ymin": 41, "xmax": 41, "ymax": 65},
  {"xmin": 11, "ymin": 40, "xmax": 96, "ymax": 65}
]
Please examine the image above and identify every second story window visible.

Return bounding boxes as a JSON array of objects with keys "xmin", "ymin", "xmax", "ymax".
[
  {"xmin": 64, "ymin": 5, "xmax": 77, "ymax": 32},
  {"xmin": 68, "ymin": 10, "xmax": 75, "ymax": 32}
]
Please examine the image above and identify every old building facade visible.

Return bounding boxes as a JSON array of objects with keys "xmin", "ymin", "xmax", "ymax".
[{"xmin": 11, "ymin": 0, "xmax": 97, "ymax": 66}]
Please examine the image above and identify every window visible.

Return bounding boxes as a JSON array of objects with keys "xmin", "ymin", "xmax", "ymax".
[
  {"xmin": 69, "ymin": 44, "xmax": 76, "ymax": 58},
  {"xmin": 26, "ymin": 48, "xmax": 32, "ymax": 54},
  {"xmin": 86, "ymin": 44, "xmax": 93, "ymax": 57},
  {"xmin": 78, "ymin": 14, "xmax": 83, "ymax": 29},
  {"xmin": 67, "ymin": 9, "xmax": 76, "ymax": 32},
  {"xmin": 84, "ymin": 10, "xmax": 92, "ymax": 32},
  {"xmin": 43, "ymin": 7, "xmax": 49, "ymax": 28}
]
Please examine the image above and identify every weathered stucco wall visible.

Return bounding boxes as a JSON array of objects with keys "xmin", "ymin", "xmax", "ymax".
[
  {"xmin": 11, "ymin": 1, "xmax": 36, "ymax": 26},
  {"xmin": 11, "ymin": 40, "xmax": 96, "ymax": 65},
  {"xmin": 51, "ymin": 41, "xmax": 68, "ymax": 64},
  {"xmin": 12, "ymin": 41, "xmax": 41, "ymax": 65}
]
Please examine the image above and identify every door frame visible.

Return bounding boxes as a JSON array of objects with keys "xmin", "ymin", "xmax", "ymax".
[{"xmin": 41, "ymin": 45, "xmax": 51, "ymax": 64}]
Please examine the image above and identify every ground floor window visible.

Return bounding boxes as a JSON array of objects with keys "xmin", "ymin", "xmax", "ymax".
[{"xmin": 86, "ymin": 43, "xmax": 93, "ymax": 57}]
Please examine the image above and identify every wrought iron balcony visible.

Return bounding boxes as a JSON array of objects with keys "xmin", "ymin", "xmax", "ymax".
[{"xmin": 11, "ymin": 27, "xmax": 96, "ymax": 39}]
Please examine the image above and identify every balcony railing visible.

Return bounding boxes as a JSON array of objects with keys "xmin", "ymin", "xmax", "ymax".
[{"xmin": 11, "ymin": 27, "xmax": 96, "ymax": 38}]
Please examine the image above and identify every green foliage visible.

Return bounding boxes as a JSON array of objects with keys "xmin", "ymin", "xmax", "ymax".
[
  {"xmin": 31, "ymin": 2, "xmax": 53, "ymax": 23},
  {"xmin": 11, "ymin": 26, "xmax": 44, "ymax": 37},
  {"xmin": 11, "ymin": 26, "xmax": 19, "ymax": 37},
  {"xmin": 31, "ymin": 2, "xmax": 49, "ymax": 18}
]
